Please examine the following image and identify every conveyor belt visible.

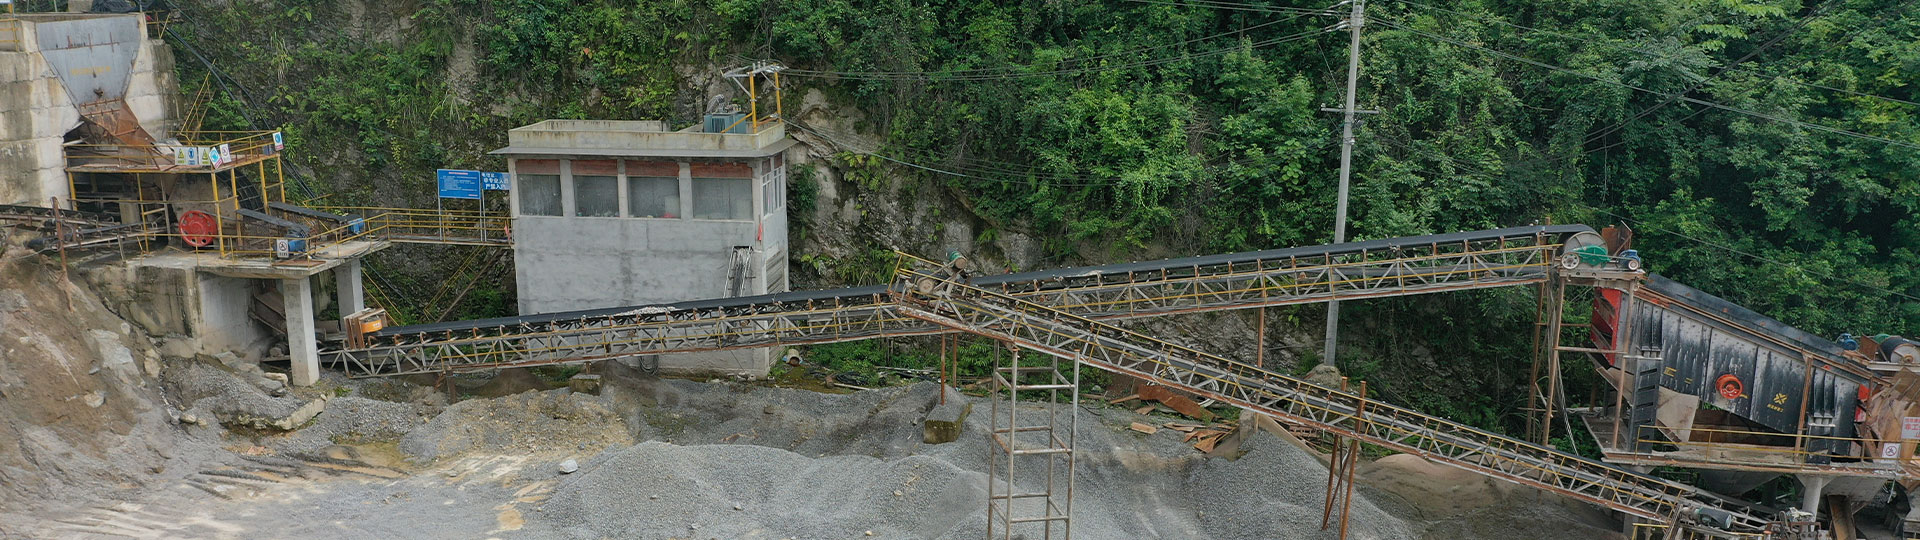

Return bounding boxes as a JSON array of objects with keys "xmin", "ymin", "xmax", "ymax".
[
  {"xmin": 26, "ymin": 221, "xmax": 161, "ymax": 252},
  {"xmin": 366, "ymin": 224, "xmax": 1589, "ymax": 337},
  {"xmin": 0, "ymin": 203, "xmax": 120, "ymax": 229},
  {"xmin": 890, "ymin": 260, "xmax": 1773, "ymax": 533},
  {"xmin": 332, "ymin": 225, "xmax": 1584, "ymax": 376}
]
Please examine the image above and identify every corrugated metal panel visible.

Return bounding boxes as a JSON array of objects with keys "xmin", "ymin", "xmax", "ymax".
[
  {"xmin": 1622, "ymin": 288, "xmax": 1866, "ymax": 457},
  {"xmin": 1748, "ymin": 349, "xmax": 1804, "ymax": 431}
]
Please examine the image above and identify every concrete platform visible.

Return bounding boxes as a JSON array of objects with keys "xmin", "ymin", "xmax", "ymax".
[{"xmin": 131, "ymin": 240, "xmax": 390, "ymax": 279}]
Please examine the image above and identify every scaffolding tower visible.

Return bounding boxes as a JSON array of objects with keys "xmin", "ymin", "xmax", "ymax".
[{"xmin": 985, "ymin": 347, "xmax": 1079, "ymax": 539}]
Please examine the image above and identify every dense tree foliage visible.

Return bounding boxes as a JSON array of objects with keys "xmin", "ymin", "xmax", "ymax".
[{"xmin": 167, "ymin": 0, "xmax": 1918, "ymax": 433}]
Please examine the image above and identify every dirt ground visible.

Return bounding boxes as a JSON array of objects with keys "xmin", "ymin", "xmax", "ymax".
[{"xmin": 0, "ymin": 259, "xmax": 1628, "ymax": 540}]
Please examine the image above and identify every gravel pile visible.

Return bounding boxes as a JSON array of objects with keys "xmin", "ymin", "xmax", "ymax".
[
  {"xmin": 513, "ymin": 373, "xmax": 1415, "ymax": 539},
  {"xmin": 164, "ymin": 359, "xmax": 324, "ymax": 431},
  {"xmin": 606, "ymin": 375, "xmax": 938, "ymax": 459},
  {"xmin": 270, "ymin": 396, "xmax": 426, "ymax": 456},
  {"xmin": 400, "ymin": 388, "xmax": 630, "ymax": 462},
  {"xmin": 536, "ymin": 442, "xmax": 983, "ymax": 539}
]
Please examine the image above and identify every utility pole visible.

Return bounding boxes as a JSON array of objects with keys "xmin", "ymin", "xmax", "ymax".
[{"xmin": 1323, "ymin": 0, "xmax": 1365, "ymax": 370}]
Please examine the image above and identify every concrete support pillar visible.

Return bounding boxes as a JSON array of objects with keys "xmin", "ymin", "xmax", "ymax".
[
  {"xmin": 1798, "ymin": 474, "xmax": 1832, "ymax": 516},
  {"xmin": 1904, "ymin": 485, "xmax": 1919, "ymax": 532},
  {"xmin": 283, "ymin": 276, "xmax": 319, "ymax": 386},
  {"xmin": 336, "ymin": 258, "xmax": 364, "ymax": 316}
]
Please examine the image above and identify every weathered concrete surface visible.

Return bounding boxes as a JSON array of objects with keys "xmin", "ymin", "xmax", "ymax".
[
  {"xmin": 284, "ymin": 276, "xmax": 319, "ymax": 387},
  {"xmin": 0, "ymin": 14, "xmax": 173, "ymax": 207},
  {"xmin": 922, "ymin": 386, "xmax": 970, "ymax": 444},
  {"xmin": 335, "ymin": 258, "xmax": 364, "ymax": 316},
  {"xmin": 512, "ymin": 215, "xmax": 767, "ymax": 312},
  {"xmin": 499, "ymin": 119, "xmax": 786, "ymax": 156},
  {"xmin": 502, "ymin": 120, "xmax": 794, "ymax": 377},
  {"xmin": 83, "ymin": 257, "xmax": 270, "ymax": 359}
]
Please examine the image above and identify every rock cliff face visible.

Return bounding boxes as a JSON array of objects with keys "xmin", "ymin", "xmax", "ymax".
[{"xmin": 0, "ymin": 259, "xmax": 196, "ymax": 512}]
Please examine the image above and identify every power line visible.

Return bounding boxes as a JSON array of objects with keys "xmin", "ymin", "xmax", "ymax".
[
  {"xmin": 1120, "ymin": 0, "xmax": 1344, "ymax": 17},
  {"xmin": 1391, "ymin": 0, "xmax": 1919, "ymax": 116},
  {"xmin": 1574, "ymin": 0, "xmax": 1848, "ymax": 148},
  {"xmin": 1371, "ymin": 17, "xmax": 1920, "ymax": 152},
  {"xmin": 1370, "ymin": 134, "xmax": 1920, "ymax": 304},
  {"xmin": 782, "ymin": 7, "xmax": 1319, "ymax": 79},
  {"xmin": 783, "ymin": 24, "xmax": 1338, "ymax": 81},
  {"xmin": 789, "ymin": 121, "xmax": 1128, "ymax": 187},
  {"xmin": 790, "ymin": 119, "xmax": 1336, "ymax": 192}
]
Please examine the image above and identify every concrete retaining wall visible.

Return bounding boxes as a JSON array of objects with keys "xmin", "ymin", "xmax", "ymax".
[
  {"xmin": 0, "ymin": 14, "xmax": 174, "ymax": 207},
  {"xmin": 84, "ymin": 259, "xmax": 270, "ymax": 360}
]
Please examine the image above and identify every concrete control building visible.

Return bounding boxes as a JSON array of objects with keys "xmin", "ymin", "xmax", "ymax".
[{"xmin": 493, "ymin": 118, "xmax": 796, "ymax": 376}]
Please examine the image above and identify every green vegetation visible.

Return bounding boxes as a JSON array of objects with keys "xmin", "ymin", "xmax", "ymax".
[{"xmin": 168, "ymin": 0, "xmax": 1918, "ymax": 436}]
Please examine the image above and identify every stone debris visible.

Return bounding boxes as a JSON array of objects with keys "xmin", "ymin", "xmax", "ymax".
[{"xmin": 558, "ymin": 459, "xmax": 578, "ymax": 474}]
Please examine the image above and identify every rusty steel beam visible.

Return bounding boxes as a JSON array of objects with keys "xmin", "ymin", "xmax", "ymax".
[
  {"xmin": 887, "ymin": 262, "xmax": 1771, "ymax": 534},
  {"xmin": 332, "ymin": 228, "xmax": 1568, "ymax": 376}
]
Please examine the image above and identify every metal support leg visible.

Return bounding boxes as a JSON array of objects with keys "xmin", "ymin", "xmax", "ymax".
[{"xmin": 1321, "ymin": 379, "xmax": 1364, "ymax": 539}]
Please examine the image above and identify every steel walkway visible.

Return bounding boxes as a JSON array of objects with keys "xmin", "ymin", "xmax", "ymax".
[
  {"xmin": 889, "ymin": 256, "xmax": 1773, "ymax": 533},
  {"xmin": 331, "ymin": 225, "xmax": 1581, "ymax": 376}
]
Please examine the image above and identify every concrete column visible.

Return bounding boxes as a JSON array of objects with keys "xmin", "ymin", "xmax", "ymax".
[
  {"xmin": 1798, "ymin": 474, "xmax": 1832, "ymax": 515},
  {"xmin": 506, "ymin": 159, "xmax": 521, "ymax": 217},
  {"xmin": 336, "ymin": 258, "xmax": 364, "ymax": 316},
  {"xmin": 560, "ymin": 159, "xmax": 576, "ymax": 217},
  {"xmin": 615, "ymin": 159, "xmax": 630, "ymax": 217},
  {"xmin": 283, "ymin": 276, "xmax": 319, "ymax": 386},
  {"xmin": 678, "ymin": 162, "xmax": 694, "ymax": 219}
]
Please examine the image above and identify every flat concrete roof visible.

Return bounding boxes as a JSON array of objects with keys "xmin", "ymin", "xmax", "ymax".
[
  {"xmin": 491, "ymin": 119, "xmax": 793, "ymax": 159},
  {"xmin": 491, "ymin": 138, "xmax": 798, "ymax": 159},
  {"xmin": 132, "ymin": 240, "xmax": 390, "ymax": 280}
]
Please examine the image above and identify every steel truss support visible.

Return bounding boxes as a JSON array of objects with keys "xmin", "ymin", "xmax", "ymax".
[
  {"xmin": 1526, "ymin": 269, "xmax": 1646, "ymax": 450},
  {"xmin": 985, "ymin": 347, "xmax": 1078, "ymax": 540},
  {"xmin": 887, "ymin": 259, "xmax": 1769, "ymax": 535},
  {"xmin": 333, "ymin": 229, "xmax": 1568, "ymax": 377},
  {"xmin": 1321, "ymin": 379, "xmax": 1366, "ymax": 539}
]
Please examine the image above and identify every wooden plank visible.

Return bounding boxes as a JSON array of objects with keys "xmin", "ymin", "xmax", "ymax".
[
  {"xmin": 1128, "ymin": 422, "xmax": 1158, "ymax": 435},
  {"xmin": 1133, "ymin": 405, "xmax": 1156, "ymax": 415},
  {"xmin": 1193, "ymin": 433, "xmax": 1224, "ymax": 453},
  {"xmin": 1183, "ymin": 429, "xmax": 1226, "ymax": 443},
  {"xmin": 1137, "ymin": 384, "xmax": 1216, "ymax": 421}
]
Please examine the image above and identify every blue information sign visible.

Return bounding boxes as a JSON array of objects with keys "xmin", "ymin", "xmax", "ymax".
[
  {"xmin": 436, "ymin": 169, "xmax": 482, "ymax": 200},
  {"xmin": 481, "ymin": 171, "xmax": 510, "ymax": 191}
]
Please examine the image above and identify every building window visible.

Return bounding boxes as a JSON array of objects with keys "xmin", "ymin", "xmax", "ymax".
[
  {"xmin": 693, "ymin": 177, "xmax": 752, "ymax": 220},
  {"xmin": 573, "ymin": 175, "xmax": 619, "ymax": 217},
  {"xmin": 691, "ymin": 162, "xmax": 753, "ymax": 221},
  {"xmin": 629, "ymin": 176, "xmax": 679, "ymax": 218},
  {"xmin": 773, "ymin": 153, "xmax": 786, "ymax": 211},
  {"xmin": 518, "ymin": 175, "xmax": 561, "ymax": 216}
]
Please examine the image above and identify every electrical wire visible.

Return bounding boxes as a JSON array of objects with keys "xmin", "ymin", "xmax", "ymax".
[
  {"xmin": 783, "ymin": 23, "xmax": 1339, "ymax": 81},
  {"xmin": 1572, "ymin": 0, "xmax": 1852, "ymax": 148},
  {"xmin": 791, "ymin": 118, "xmax": 1336, "ymax": 191},
  {"xmin": 779, "ymin": 13, "xmax": 1301, "ymax": 78},
  {"xmin": 788, "ymin": 121, "xmax": 1120, "ymax": 187},
  {"xmin": 1371, "ymin": 17, "xmax": 1920, "ymax": 152},
  {"xmin": 1120, "ymin": 0, "xmax": 1344, "ymax": 16},
  {"xmin": 1388, "ymin": 0, "xmax": 1920, "ymax": 150},
  {"xmin": 1370, "ymin": 134, "xmax": 1920, "ymax": 304}
]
